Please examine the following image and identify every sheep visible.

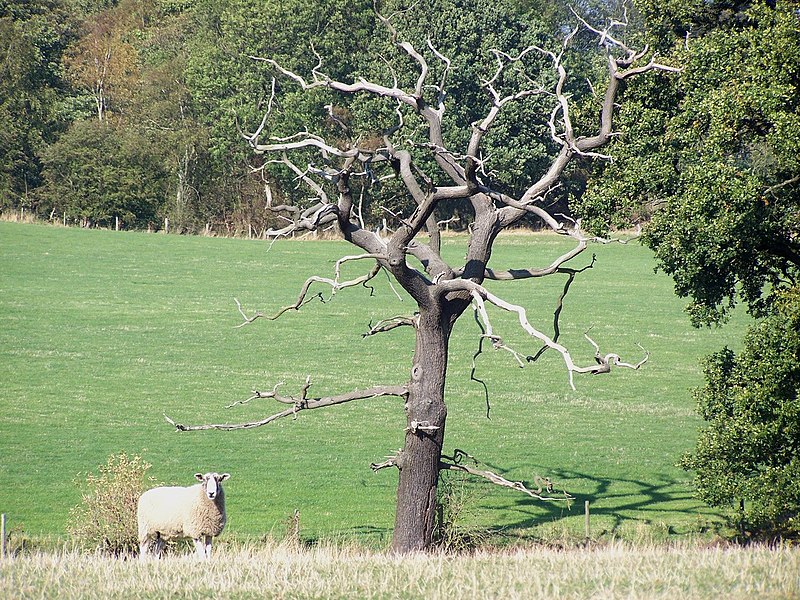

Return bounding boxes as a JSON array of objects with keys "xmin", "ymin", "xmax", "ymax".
[{"xmin": 137, "ymin": 472, "xmax": 230, "ymax": 559}]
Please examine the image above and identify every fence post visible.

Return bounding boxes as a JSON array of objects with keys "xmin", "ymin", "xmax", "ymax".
[
  {"xmin": 1, "ymin": 513, "xmax": 6, "ymax": 557},
  {"xmin": 584, "ymin": 500, "xmax": 590, "ymax": 539}
]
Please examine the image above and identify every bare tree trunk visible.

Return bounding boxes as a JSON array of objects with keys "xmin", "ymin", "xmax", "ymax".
[{"xmin": 392, "ymin": 309, "xmax": 449, "ymax": 552}]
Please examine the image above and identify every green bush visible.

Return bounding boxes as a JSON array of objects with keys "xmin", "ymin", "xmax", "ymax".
[
  {"xmin": 680, "ymin": 290, "xmax": 800, "ymax": 541},
  {"xmin": 67, "ymin": 453, "xmax": 158, "ymax": 556},
  {"xmin": 433, "ymin": 471, "xmax": 490, "ymax": 553}
]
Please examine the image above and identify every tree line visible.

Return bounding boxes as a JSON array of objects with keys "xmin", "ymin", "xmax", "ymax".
[{"xmin": 0, "ymin": 0, "xmax": 598, "ymax": 233}]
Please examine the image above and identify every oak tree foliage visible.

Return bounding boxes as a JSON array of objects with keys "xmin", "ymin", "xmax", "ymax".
[{"xmin": 581, "ymin": 0, "xmax": 800, "ymax": 538}]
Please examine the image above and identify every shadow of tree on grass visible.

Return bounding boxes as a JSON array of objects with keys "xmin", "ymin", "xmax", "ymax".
[{"xmin": 477, "ymin": 463, "xmax": 720, "ymax": 538}]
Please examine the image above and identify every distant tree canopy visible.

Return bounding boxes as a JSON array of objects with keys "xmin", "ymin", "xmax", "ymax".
[
  {"xmin": 6, "ymin": 0, "xmax": 795, "ymax": 241},
  {"xmin": 0, "ymin": 0, "xmax": 635, "ymax": 231},
  {"xmin": 0, "ymin": 0, "xmax": 80, "ymax": 208}
]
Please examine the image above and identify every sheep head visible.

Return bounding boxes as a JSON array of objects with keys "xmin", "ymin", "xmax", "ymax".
[{"xmin": 195, "ymin": 472, "xmax": 230, "ymax": 500}]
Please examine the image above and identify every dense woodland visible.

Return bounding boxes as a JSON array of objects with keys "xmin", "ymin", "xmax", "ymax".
[
  {"xmin": 3, "ymin": 0, "xmax": 799, "ymax": 539},
  {"xmin": 3, "ymin": 0, "xmax": 580, "ymax": 233},
  {"xmin": 0, "ymin": 1, "xmax": 581, "ymax": 234},
  {"xmin": 2, "ymin": 0, "xmax": 793, "ymax": 237}
]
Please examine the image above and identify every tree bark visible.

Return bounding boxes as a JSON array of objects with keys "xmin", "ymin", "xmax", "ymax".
[{"xmin": 392, "ymin": 308, "xmax": 449, "ymax": 552}]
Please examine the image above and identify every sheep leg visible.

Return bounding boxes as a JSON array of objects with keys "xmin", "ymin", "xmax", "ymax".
[
  {"xmin": 138, "ymin": 538, "xmax": 150, "ymax": 560},
  {"xmin": 193, "ymin": 536, "xmax": 211, "ymax": 559},
  {"xmin": 155, "ymin": 536, "xmax": 165, "ymax": 558},
  {"xmin": 139, "ymin": 534, "xmax": 161, "ymax": 560},
  {"xmin": 204, "ymin": 536, "xmax": 213, "ymax": 559}
]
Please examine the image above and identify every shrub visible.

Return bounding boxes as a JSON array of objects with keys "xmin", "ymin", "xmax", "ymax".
[
  {"xmin": 67, "ymin": 452, "xmax": 158, "ymax": 555},
  {"xmin": 680, "ymin": 290, "xmax": 800, "ymax": 541},
  {"xmin": 432, "ymin": 471, "xmax": 489, "ymax": 553}
]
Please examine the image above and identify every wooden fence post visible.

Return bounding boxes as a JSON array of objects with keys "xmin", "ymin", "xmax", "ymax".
[
  {"xmin": 585, "ymin": 500, "xmax": 590, "ymax": 539},
  {"xmin": 1, "ymin": 513, "xmax": 6, "ymax": 557}
]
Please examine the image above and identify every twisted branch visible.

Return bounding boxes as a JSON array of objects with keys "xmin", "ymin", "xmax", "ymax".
[
  {"xmin": 362, "ymin": 314, "xmax": 419, "ymax": 337},
  {"xmin": 235, "ymin": 258, "xmax": 383, "ymax": 327},
  {"xmin": 438, "ymin": 278, "xmax": 648, "ymax": 390}
]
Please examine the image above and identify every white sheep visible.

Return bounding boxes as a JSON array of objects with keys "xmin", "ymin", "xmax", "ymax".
[{"xmin": 137, "ymin": 472, "xmax": 230, "ymax": 559}]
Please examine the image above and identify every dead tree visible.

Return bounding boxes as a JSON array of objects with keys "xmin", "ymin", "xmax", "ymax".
[{"xmin": 167, "ymin": 8, "xmax": 673, "ymax": 552}]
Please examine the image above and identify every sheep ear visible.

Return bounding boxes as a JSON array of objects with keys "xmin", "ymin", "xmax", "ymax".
[
  {"xmin": 195, "ymin": 473, "xmax": 204, "ymax": 481},
  {"xmin": 220, "ymin": 473, "xmax": 230, "ymax": 481}
]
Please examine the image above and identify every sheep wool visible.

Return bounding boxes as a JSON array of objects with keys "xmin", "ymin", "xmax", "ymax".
[{"xmin": 137, "ymin": 472, "xmax": 230, "ymax": 559}]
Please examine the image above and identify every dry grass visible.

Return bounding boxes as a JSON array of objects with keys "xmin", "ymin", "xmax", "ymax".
[{"xmin": 2, "ymin": 541, "xmax": 798, "ymax": 599}]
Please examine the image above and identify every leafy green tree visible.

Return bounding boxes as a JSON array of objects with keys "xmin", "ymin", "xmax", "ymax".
[
  {"xmin": 680, "ymin": 289, "xmax": 800, "ymax": 539},
  {"xmin": 63, "ymin": 2, "xmax": 142, "ymax": 122},
  {"xmin": 36, "ymin": 119, "xmax": 167, "ymax": 227},
  {"xmin": 580, "ymin": 1, "xmax": 799, "ymax": 326},
  {"xmin": 0, "ymin": 0, "xmax": 79, "ymax": 210},
  {"xmin": 579, "ymin": 0, "xmax": 800, "ymax": 538}
]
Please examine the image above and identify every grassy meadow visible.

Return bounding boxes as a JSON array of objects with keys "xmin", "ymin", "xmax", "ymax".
[
  {"xmin": 0, "ymin": 221, "xmax": 751, "ymax": 545},
  {"xmin": 3, "ymin": 540, "xmax": 799, "ymax": 599}
]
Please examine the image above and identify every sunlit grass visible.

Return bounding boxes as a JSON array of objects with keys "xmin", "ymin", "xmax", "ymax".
[{"xmin": 0, "ymin": 222, "xmax": 750, "ymax": 544}]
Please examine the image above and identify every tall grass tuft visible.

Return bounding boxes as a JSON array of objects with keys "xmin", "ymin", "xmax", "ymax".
[{"xmin": 67, "ymin": 453, "xmax": 158, "ymax": 556}]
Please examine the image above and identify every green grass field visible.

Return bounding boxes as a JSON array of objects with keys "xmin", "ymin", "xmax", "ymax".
[{"xmin": 0, "ymin": 222, "xmax": 750, "ymax": 544}]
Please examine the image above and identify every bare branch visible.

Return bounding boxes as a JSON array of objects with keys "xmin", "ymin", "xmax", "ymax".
[
  {"xmin": 438, "ymin": 279, "xmax": 647, "ymax": 390},
  {"xmin": 373, "ymin": 0, "xmax": 423, "ymax": 71},
  {"xmin": 362, "ymin": 314, "xmax": 419, "ymax": 338},
  {"xmin": 482, "ymin": 237, "xmax": 588, "ymax": 280},
  {"xmin": 467, "ymin": 46, "xmax": 550, "ymax": 159},
  {"xmin": 571, "ymin": 6, "xmax": 634, "ymax": 56},
  {"xmin": 234, "ymin": 260, "xmax": 382, "ymax": 327},
  {"xmin": 528, "ymin": 255, "xmax": 596, "ymax": 363},
  {"xmin": 224, "ymin": 381, "xmax": 285, "ymax": 409},
  {"xmin": 764, "ymin": 175, "xmax": 800, "ymax": 197},
  {"xmin": 370, "ymin": 448, "xmax": 404, "ymax": 472},
  {"xmin": 166, "ymin": 384, "xmax": 408, "ymax": 432},
  {"xmin": 249, "ymin": 54, "xmax": 420, "ymax": 110},
  {"xmin": 427, "ymin": 38, "xmax": 451, "ymax": 113},
  {"xmin": 470, "ymin": 308, "xmax": 493, "ymax": 418},
  {"xmin": 583, "ymin": 329, "xmax": 650, "ymax": 373},
  {"xmin": 239, "ymin": 77, "xmax": 276, "ymax": 147},
  {"xmin": 439, "ymin": 449, "xmax": 574, "ymax": 502}
]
